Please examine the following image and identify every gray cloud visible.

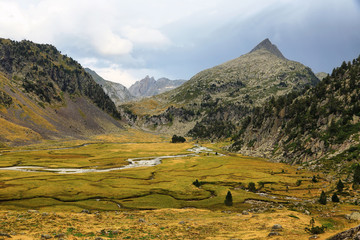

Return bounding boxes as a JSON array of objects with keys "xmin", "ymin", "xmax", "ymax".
[{"xmin": 0, "ymin": 0, "xmax": 359, "ymax": 86}]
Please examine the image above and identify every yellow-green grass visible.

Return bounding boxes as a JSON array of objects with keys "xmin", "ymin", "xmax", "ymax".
[
  {"xmin": 1, "ymin": 135, "xmax": 360, "ymax": 239},
  {"xmin": 0, "ymin": 208, "xmax": 356, "ymax": 240},
  {"xmin": 0, "ymin": 138, "xmax": 324, "ymax": 211}
]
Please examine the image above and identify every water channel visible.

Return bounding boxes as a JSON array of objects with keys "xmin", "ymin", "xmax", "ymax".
[{"xmin": 0, "ymin": 144, "xmax": 221, "ymax": 174}]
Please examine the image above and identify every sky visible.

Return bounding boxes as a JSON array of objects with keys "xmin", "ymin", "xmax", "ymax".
[{"xmin": 0, "ymin": 0, "xmax": 360, "ymax": 87}]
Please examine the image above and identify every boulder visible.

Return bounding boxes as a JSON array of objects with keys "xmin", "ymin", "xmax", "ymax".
[
  {"xmin": 345, "ymin": 212, "xmax": 360, "ymax": 221},
  {"xmin": 268, "ymin": 232, "xmax": 281, "ymax": 237},
  {"xmin": 327, "ymin": 224, "xmax": 360, "ymax": 240},
  {"xmin": 271, "ymin": 224, "xmax": 283, "ymax": 231}
]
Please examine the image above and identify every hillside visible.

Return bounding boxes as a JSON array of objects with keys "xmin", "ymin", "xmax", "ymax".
[
  {"xmin": 159, "ymin": 38, "xmax": 318, "ymax": 106},
  {"xmin": 123, "ymin": 39, "xmax": 319, "ymax": 136},
  {"xmin": 0, "ymin": 38, "xmax": 123, "ymax": 145},
  {"xmin": 128, "ymin": 75, "xmax": 186, "ymax": 98},
  {"xmin": 85, "ymin": 68, "xmax": 134, "ymax": 105},
  {"xmin": 231, "ymin": 55, "xmax": 360, "ymax": 173}
]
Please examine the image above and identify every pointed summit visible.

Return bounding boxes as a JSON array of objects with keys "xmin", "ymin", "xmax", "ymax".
[{"xmin": 250, "ymin": 38, "xmax": 286, "ymax": 59}]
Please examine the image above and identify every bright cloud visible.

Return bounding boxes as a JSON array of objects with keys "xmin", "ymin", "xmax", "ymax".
[
  {"xmin": 122, "ymin": 26, "xmax": 171, "ymax": 48},
  {"xmin": 91, "ymin": 30, "xmax": 133, "ymax": 56}
]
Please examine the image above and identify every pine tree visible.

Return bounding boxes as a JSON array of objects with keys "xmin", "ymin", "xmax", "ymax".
[
  {"xmin": 312, "ymin": 175, "xmax": 318, "ymax": 183},
  {"xmin": 193, "ymin": 179, "xmax": 201, "ymax": 187},
  {"xmin": 336, "ymin": 179, "xmax": 344, "ymax": 192},
  {"xmin": 354, "ymin": 164, "xmax": 360, "ymax": 184},
  {"xmin": 224, "ymin": 190, "xmax": 233, "ymax": 206},
  {"xmin": 332, "ymin": 193, "xmax": 340, "ymax": 202},
  {"xmin": 248, "ymin": 182, "xmax": 256, "ymax": 192},
  {"xmin": 319, "ymin": 191, "xmax": 327, "ymax": 205}
]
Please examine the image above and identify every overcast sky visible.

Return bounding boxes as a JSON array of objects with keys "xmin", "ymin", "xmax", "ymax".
[{"xmin": 1, "ymin": 0, "xmax": 360, "ymax": 87}]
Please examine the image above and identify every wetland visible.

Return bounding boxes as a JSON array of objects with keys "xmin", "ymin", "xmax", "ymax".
[{"xmin": 0, "ymin": 130, "xmax": 359, "ymax": 239}]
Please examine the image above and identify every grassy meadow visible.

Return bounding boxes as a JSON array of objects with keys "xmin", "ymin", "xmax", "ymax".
[{"xmin": 0, "ymin": 129, "xmax": 359, "ymax": 239}]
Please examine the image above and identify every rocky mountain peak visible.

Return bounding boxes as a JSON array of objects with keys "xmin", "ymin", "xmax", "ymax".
[
  {"xmin": 143, "ymin": 75, "xmax": 156, "ymax": 83},
  {"xmin": 250, "ymin": 38, "xmax": 286, "ymax": 59},
  {"xmin": 129, "ymin": 76, "xmax": 186, "ymax": 98}
]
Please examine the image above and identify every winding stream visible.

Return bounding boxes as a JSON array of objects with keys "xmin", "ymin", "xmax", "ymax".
[{"xmin": 0, "ymin": 144, "xmax": 222, "ymax": 174}]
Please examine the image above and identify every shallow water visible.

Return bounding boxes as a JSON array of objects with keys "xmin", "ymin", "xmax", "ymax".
[{"xmin": 0, "ymin": 145, "xmax": 221, "ymax": 174}]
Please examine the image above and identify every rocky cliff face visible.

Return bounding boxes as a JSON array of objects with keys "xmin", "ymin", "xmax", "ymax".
[
  {"xmin": 129, "ymin": 76, "xmax": 186, "ymax": 98},
  {"xmin": 85, "ymin": 68, "xmax": 134, "ymax": 105}
]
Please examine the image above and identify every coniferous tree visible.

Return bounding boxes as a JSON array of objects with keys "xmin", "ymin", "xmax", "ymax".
[
  {"xmin": 336, "ymin": 179, "xmax": 344, "ymax": 192},
  {"xmin": 224, "ymin": 190, "xmax": 233, "ymax": 206},
  {"xmin": 193, "ymin": 179, "xmax": 201, "ymax": 187},
  {"xmin": 312, "ymin": 175, "xmax": 318, "ymax": 183},
  {"xmin": 319, "ymin": 191, "xmax": 327, "ymax": 205},
  {"xmin": 248, "ymin": 182, "xmax": 256, "ymax": 192},
  {"xmin": 332, "ymin": 193, "xmax": 340, "ymax": 203},
  {"xmin": 354, "ymin": 164, "xmax": 360, "ymax": 184}
]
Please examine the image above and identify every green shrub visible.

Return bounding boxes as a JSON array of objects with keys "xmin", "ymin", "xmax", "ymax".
[
  {"xmin": 305, "ymin": 218, "xmax": 326, "ymax": 234},
  {"xmin": 171, "ymin": 135, "xmax": 186, "ymax": 143},
  {"xmin": 332, "ymin": 193, "xmax": 340, "ymax": 202}
]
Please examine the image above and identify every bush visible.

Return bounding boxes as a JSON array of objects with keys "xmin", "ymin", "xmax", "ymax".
[
  {"xmin": 305, "ymin": 218, "xmax": 326, "ymax": 234},
  {"xmin": 332, "ymin": 193, "xmax": 340, "ymax": 202},
  {"xmin": 171, "ymin": 135, "xmax": 186, "ymax": 143},
  {"xmin": 296, "ymin": 180, "xmax": 302, "ymax": 186},
  {"xmin": 305, "ymin": 225, "xmax": 326, "ymax": 234},
  {"xmin": 224, "ymin": 190, "xmax": 233, "ymax": 206}
]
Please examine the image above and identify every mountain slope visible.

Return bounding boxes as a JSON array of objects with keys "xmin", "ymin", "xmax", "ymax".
[
  {"xmin": 161, "ymin": 38, "xmax": 318, "ymax": 107},
  {"xmin": 0, "ymin": 38, "xmax": 123, "ymax": 145},
  {"xmin": 85, "ymin": 68, "xmax": 134, "ymax": 105},
  {"xmin": 129, "ymin": 76, "xmax": 186, "ymax": 98},
  {"xmin": 231, "ymin": 56, "xmax": 360, "ymax": 172},
  {"xmin": 124, "ymin": 39, "xmax": 319, "ymax": 137}
]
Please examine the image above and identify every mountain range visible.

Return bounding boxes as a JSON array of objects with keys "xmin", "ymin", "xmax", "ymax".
[
  {"xmin": 0, "ymin": 38, "xmax": 123, "ymax": 145},
  {"xmin": 128, "ymin": 76, "xmax": 187, "ymax": 98},
  {"xmin": 85, "ymin": 70, "xmax": 187, "ymax": 105},
  {"xmin": 1, "ymin": 36, "xmax": 359, "ymax": 176},
  {"xmin": 123, "ymin": 38, "xmax": 319, "ymax": 136}
]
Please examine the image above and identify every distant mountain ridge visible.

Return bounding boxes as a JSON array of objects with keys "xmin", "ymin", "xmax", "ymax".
[
  {"xmin": 129, "ymin": 76, "xmax": 186, "ymax": 98},
  {"xmin": 85, "ymin": 68, "xmax": 134, "ymax": 105}
]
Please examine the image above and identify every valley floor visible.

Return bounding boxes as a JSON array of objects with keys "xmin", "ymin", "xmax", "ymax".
[{"xmin": 0, "ymin": 129, "xmax": 359, "ymax": 239}]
